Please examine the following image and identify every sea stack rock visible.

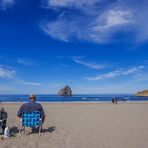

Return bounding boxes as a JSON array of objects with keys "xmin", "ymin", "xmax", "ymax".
[
  {"xmin": 58, "ymin": 85, "xmax": 72, "ymax": 96},
  {"xmin": 135, "ymin": 90, "xmax": 148, "ymax": 97}
]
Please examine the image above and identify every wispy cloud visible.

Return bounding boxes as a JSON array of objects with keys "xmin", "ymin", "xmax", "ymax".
[
  {"xmin": 0, "ymin": 65, "xmax": 41, "ymax": 86},
  {"xmin": 94, "ymin": 9, "xmax": 133, "ymax": 30},
  {"xmin": 42, "ymin": 0, "xmax": 101, "ymax": 9},
  {"xmin": 86, "ymin": 66, "xmax": 144, "ymax": 80},
  {"xmin": 0, "ymin": 66, "xmax": 15, "ymax": 78},
  {"xmin": 49, "ymin": 82, "xmax": 63, "ymax": 88},
  {"xmin": 16, "ymin": 80, "xmax": 42, "ymax": 86},
  {"xmin": 40, "ymin": 18, "xmax": 74, "ymax": 42},
  {"xmin": 75, "ymin": 69, "xmax": 148, "ymax": 93},
  {"xmin": 73, "ymin": 57, "xmax": 105, "ymax": 69},
  {"xmin": 17, "ymin": 59, "xmax": 35, "ymax": 66},
  {"xmin": 122, "ymin": 66, "xmax": 144, "ymax": 75},
  {"xmin": 0, "ymin": 0, "xmax": 15, "ymax": 10},
  {"xmin": 40, "ymin": 0, "xmax": 148, "ymax": 43},
  {"xmin": 0, "ymin": 85, "xmax": 15, "ymax": 93}
]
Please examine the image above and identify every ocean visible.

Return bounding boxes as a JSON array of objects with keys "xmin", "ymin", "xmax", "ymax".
[{"xmin": 0, "ymin": 94, "xmax": 148, "ymax": 103}]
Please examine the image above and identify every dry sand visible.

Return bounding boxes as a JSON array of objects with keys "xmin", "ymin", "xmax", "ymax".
[{"xmin": 0, "ymin": 102, "xmax": 148, "ymax": 148}]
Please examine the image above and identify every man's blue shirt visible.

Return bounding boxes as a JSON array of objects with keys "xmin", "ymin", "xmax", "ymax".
[{"xmin": 17, "ymin": 101, "xmax": 45, "ymax": 118}]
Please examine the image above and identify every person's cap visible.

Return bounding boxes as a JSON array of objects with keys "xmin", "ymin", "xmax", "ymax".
[
  {"xmin": 29, "ymin": 92, "xmax": 36, "ymax": 98},
  {"xmin": 0, "ymin": 107, "xmax": 4, "ymax": 112}
]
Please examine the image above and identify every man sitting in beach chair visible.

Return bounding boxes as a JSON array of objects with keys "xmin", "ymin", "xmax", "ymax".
[
  {"xmin": 0, "ymin": 107, "xmax": 8, "ymax": 134},
  {"xmin": 17, "ymin": 93, "xmax": 45, "ymax": 137}
]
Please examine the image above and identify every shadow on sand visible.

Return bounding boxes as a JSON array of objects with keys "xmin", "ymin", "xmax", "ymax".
[
  {"xmin": 29, "ymin": 126, "xmax": 56, "ymax": 135},
  {"xmin": 10, "ymin": 126, "xmax": 18, "ymax": 137},
  {"xmin": 42, "ymin": 126, "xmax": 56, "ymax": 133},
  {"xmin": 9, "ymin": 126, "xmax": 56, "ymax": 136}
]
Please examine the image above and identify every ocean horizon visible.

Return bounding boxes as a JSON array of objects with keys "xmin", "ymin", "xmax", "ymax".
[{"xmin": 0, "ymin": 94, "xmax": 148, "ymax": 103}]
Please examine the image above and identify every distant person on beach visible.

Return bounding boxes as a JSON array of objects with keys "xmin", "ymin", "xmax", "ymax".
[
  {"xmin": 112, "ymin": 98, "xmax": 118, "ymax": 104},
  {"xmin": 115, "ymin": 98, "xmax": 118, "ymax": 104},
  {"xmin": 115, "ymin": 98, "xmax": 119, "ymax": 104},
  {"xmin": 17, "ymin": 93, "xmax": 45, "ymax": 123},
  {"xmin": 0, "ymin": 107, "xmax": 8, "ymax": 134},
  {"xmin": 112, "ymin": 98, "xmax": 115, "ymax": 104}
]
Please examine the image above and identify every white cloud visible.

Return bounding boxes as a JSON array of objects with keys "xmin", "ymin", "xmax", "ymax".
[
  {"xmin": 122, "ymin": 66, "xmax": 144, "ymax": 75},
  {"xmin": 0, "ymin": 67, "xmax": 15, "ymax": 78},
  {"xmin": 17, "ymin": 80, "xmax": 42, "ymax": 86},
  {"xmin": 41, "ymin": 19, "xmax": 71, "ymax": 42},
  {"xmin": 106, "ymin": 9, "xmax": 132, "ymax": 27},
  {"xmin": 43, "ymin": 0, "xmax": 101, "ymax": 9},
  {"xmin": 86, "ymin": 70, "xmax": 120, "ymax": 80},
  {"xmin": 40, "ymin": 8, "xmax": 133, "ymax": 43},
  {"xmin": 73, "ymin": 58, "xmax": 104, "ymax": 70},
  {"xmin": 0, "ymin": 85, "xmax": 15, "ymax": 93},
  {"xmin": 88, "ymin": 9, "xmax": 133, "ymax": 43},
  {"xmin": 75, "ymin": 69, "xmax": 148, "ymax": 94},
  {"xmin": 41, "ymin": 0, "xmax": 148, "ymax": 43},
  {"xmin": 17, "ymin": 59, "xmax": 35, "ymax": 66},
  {"xmin": 0, "ymin": 65, "xmax": 41, "ymax": 86},
  {"xmin": 0, "ymin": 0, "xmax": 15, "ymax": 10},
  {"xmin": 92, "ymin": 9, "xmax": 133, "ymax": 30},
  {"xmin": 86, "ymin": 66, "xmax": 144, "ymax": 81}
]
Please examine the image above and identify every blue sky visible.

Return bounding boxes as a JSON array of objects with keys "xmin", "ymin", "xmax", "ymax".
[{"xmin": 0, "ymin": 0, "xmax": 148, "ymax": 94}]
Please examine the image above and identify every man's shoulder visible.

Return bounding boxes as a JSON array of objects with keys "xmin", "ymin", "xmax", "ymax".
[
  {"xmin": 35, "ymin": 102, "xmax": 43, "ymax": 107},
  {"xmin": 21, "ymin": 102, "xmax": 29, "ymax": 107},
  {"xmin": 21, "ymin": 102, "xmax": 43, "ymax": 108}
]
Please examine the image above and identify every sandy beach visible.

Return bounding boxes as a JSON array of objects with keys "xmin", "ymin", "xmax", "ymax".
[{"xmin": 0, "ymin": 102, "xmax": 148, "ymax": 148}]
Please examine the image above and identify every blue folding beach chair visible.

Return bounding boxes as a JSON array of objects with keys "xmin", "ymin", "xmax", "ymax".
[{"xmin": 18, "ymin": 111, "xmax": 42, "ymax": 137}]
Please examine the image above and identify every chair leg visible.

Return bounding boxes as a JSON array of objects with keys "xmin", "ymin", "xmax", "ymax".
[
  {"xmin": 23, "ymin": 127, "xmax": 25, "ymax": 133},
  {"xmin": 18, "ymin": 125, "xmax": 22, "ymax": 138},
  {"xmin": 1, "ymin": 121, "xmax": 4, "ymax": 134},
  {"xmin": 38, "ymin": 125, "xmax": 42, "ymax": 137}
]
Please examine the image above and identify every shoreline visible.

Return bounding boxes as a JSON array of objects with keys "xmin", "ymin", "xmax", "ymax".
[{"xmin": 1, "ymin": 100, "xmax": 148, "ymax": 104}]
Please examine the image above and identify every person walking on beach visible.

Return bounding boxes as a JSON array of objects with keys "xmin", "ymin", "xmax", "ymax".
[
  {"xmin": 112, "ymin": 98, "xmax": 118, "ymax": 104},
  {"xmin": 115, "ymin": 98, "xmax": 118, "ymax": 104},
  {"xmin": 17, "ymin": 93, "xmax": 45, "ymax": 123},
  {"xmin": 0, "ymin": 107, "xmax": 8, "ymax": 134},
  {"xmin": 112, "ymin": 98, "xmax": 115, "ymax": 104}
]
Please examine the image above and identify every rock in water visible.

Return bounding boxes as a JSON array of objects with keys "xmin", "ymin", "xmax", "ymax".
[{"xmin": 58, "ymin": 86, "xmax": 72, "ymax": 96}]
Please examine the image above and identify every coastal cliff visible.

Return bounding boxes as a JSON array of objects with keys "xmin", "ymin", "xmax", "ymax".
[{"xmin": 135, "ymin": 90, "xmax": 148, "ymax": 97}]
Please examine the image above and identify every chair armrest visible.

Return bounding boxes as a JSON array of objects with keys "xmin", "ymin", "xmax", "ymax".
[{"xmin": 0, "ymin": 118, "xmax": 6, "ymax": 122}]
